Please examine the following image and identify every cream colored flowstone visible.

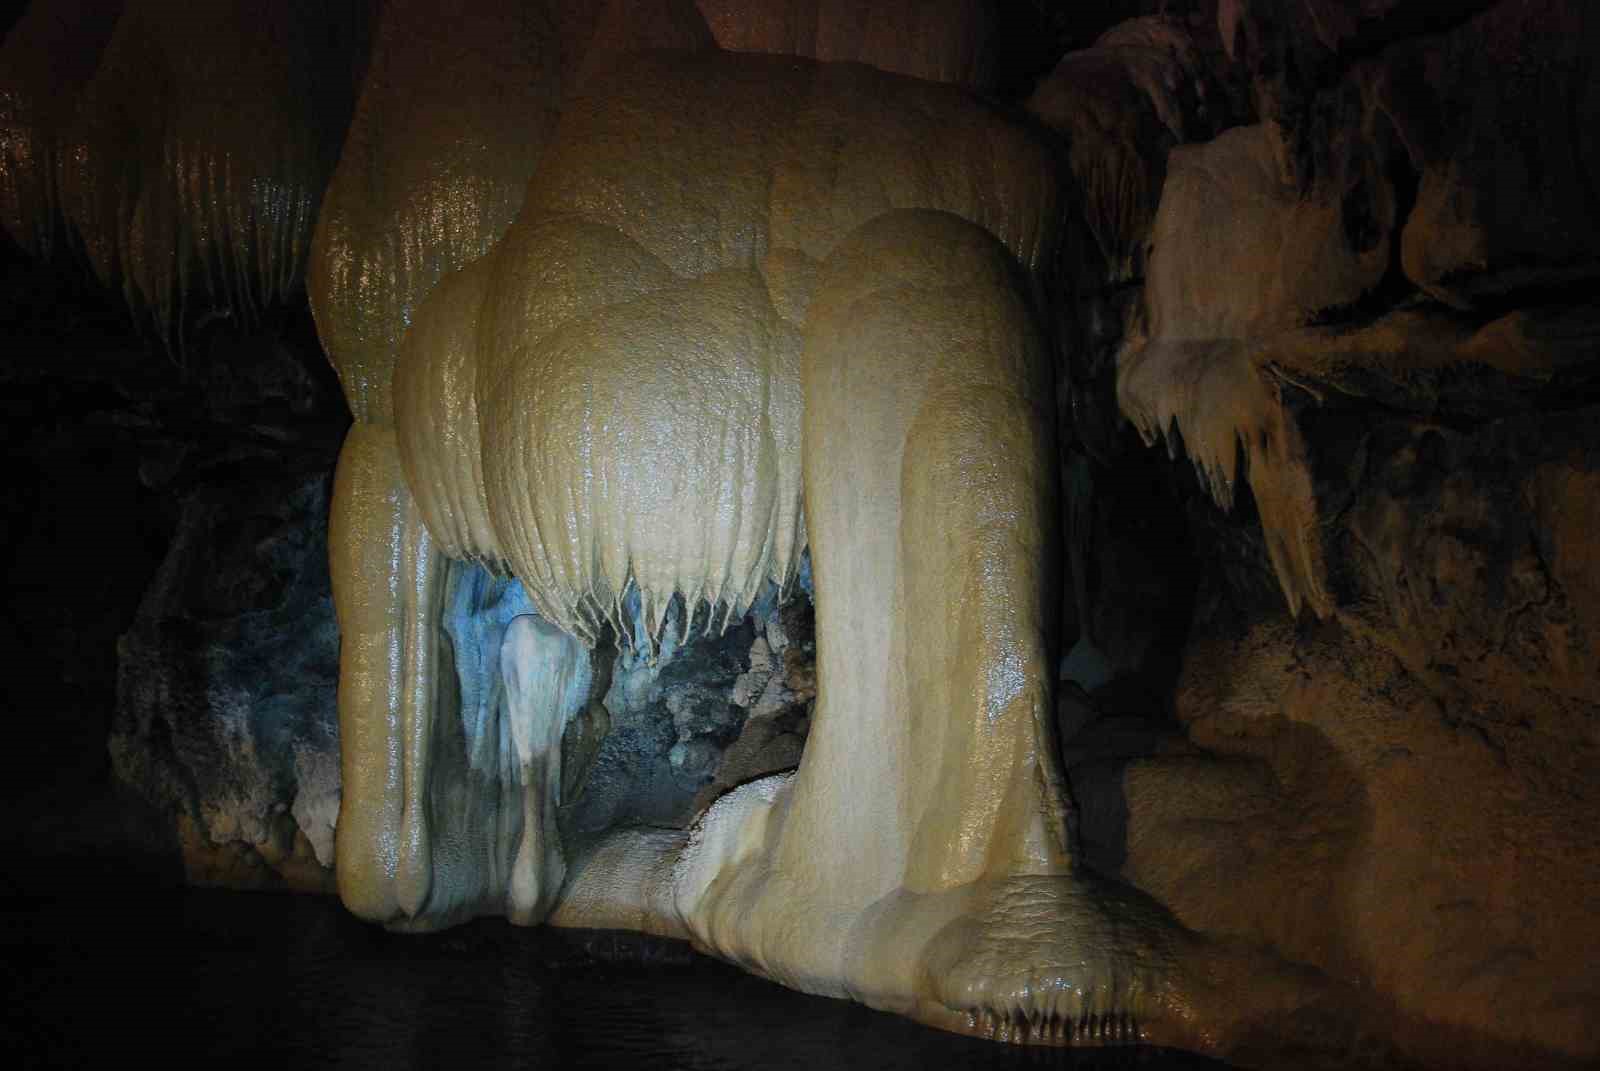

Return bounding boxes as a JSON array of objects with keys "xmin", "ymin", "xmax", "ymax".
[
  {"xmin": 547, "ymin": 212, "xmax": 1229, "ymax": 1046},
  {"xmin": 318, "ymin": 42, "xmax": 1320, "ymax": 1053},
  {"xmin": 328, "ymin": 423, "xmax": 433, "ymax": 924}
]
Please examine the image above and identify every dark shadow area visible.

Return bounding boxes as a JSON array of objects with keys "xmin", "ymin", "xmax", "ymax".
[
  {"xmin": 0, "ymin": 235, "xmax": 350, "ymax": 897},
  {"xmin": 1055, "ymin": 433, "xmax": 1208, "ymax": 871},
  {"xmin": 0, "ymin": 237, "xmax": 187, "ymax": 893},
  {"xmin": 1, "ymin": 889, "xmax": 1240, "ymax": 1071}
]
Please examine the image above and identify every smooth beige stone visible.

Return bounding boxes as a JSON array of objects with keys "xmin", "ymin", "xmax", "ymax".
[
  {"xmin": 325, "ymin": 40, "xmax": 1280, "ymax": 1055},
  {"xmin": 328, "ymin": 422, "xmax": 434, "ymax": 924}
]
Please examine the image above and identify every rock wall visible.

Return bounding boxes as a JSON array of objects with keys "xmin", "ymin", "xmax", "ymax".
[
  {"xmin": 111, "ymin": 455, "xmax": 343, "ymax": 891},
  {"xmin": 0, "ymin": 242, "xmax": 350, "ymax": 892},
  {"xmin": 1045, "ymin": 2, "xmax": 1600, "ymax": 1063}
]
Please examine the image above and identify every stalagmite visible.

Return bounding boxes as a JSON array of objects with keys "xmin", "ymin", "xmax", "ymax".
[
  {"xmin": 327, "ymin": 422, "xmax": 440, "ymax": 924},
  {"xmin": 502, "ymin": 613, "xmax": 591, "ymax": 924}
]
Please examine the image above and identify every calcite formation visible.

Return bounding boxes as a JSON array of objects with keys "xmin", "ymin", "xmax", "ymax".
[
  {"xmin": 5, "ymin": 0, "xmax": 1599, "ymax": 1067},
  {"xmin": 1, "ymin": 0, "xmax": 369, "ymax": 345},
  {"xmin": 303, "ymin": 0, "xmax": 1266, "ymax": 1051},
  {"xmin": 311, "ymin": 0, "xmax": 1227, "ymax": 1040}
]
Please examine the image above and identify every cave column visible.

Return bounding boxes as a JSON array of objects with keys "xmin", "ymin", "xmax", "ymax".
[
  {"xmin": 782, "ymin": 210, "xmax": 1070, "ymax": 909},
  {"xmin": 328, "ymin": 423, "xmax": 446, "ymax": 922}
]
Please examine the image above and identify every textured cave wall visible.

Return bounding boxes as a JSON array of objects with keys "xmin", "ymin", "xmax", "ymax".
[
  {"xmin": 1042, "ymin": 1, "xmax": 1600, "ymax": 1062},
  {"xmin": 110, "ymin": 412, "xmax": 345, "ymax": 892},
  {"xmin": 556, "ymin": 586, "xmax": 817, "ymax": 851},
  {"xmin": 0, "ymin": 0, "xmax": 375, "ymax": 345}
]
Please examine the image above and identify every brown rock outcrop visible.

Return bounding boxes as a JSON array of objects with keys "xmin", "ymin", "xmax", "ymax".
[{"xmin": 1061, "ymin": 4, "xmax": 1600, "ymax": 1064}]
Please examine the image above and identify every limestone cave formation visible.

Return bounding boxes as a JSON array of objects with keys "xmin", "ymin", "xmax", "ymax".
[{"xmin": 2, "ymin": 2, "xmax": 1597, "ymax": 1068}]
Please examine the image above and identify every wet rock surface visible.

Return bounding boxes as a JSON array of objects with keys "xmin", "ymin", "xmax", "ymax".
[{"xmin": 111, "ymin": 465, "xmax": 342, "ymax": 891}]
